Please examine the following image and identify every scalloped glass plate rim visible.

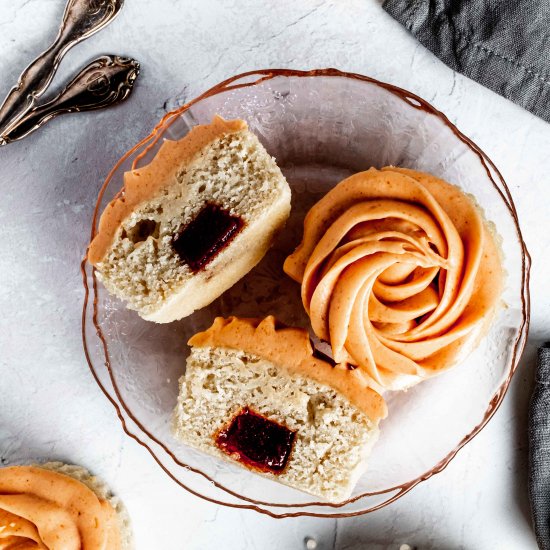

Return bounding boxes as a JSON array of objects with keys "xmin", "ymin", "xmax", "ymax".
[{"xmin": 81, "ymin": 68, "xmax": 531, "ymax": 518}]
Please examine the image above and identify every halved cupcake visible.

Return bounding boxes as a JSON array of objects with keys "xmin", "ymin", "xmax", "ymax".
[
  {"xmin": 88, "ymin": 116, "xmax": 291, "ymax": 323},
  {"xmin": 173, "ymin": 316, "xmax": 387, "ymax": 503}
]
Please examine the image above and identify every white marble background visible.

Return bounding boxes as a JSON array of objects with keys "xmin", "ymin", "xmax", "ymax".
[{"xmin": 1, "ymin": 0, "xmax": 548, "ymax": 548}]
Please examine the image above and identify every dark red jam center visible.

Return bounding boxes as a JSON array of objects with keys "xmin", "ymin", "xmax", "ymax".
[
  {"xmin": 172, "ymin": 203, "xmax": 244, "ymax": 272},
  {"xmin": 215, "ymin": 407, "xmax": 296, "ymax": 473}
]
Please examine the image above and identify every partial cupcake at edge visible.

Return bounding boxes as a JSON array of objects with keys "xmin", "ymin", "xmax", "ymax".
[
  {"xmin": 88, "ymin": 116, "xmax": 504, "ymax": 503},
  {"xmin": 0, "ymin": 462, "xmax": 132, "ymax": 549}
]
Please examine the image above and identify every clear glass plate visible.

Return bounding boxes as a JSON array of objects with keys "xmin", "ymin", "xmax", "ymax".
[{"xmin": 81, "ymin": 69, "xmax": 530, "ymax": 517}]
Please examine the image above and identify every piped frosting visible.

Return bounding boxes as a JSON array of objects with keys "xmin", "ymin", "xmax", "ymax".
[
  {"xmin": 189, "ymin": 316, "xmax": 387, "ymax": 421},
  {"xmin": 284, "ymin": 167, "xmax": 503, "ymax": 390},
  {"xmin": 0, "ymin": 465, "xmax": 121, "ymax": 550}
]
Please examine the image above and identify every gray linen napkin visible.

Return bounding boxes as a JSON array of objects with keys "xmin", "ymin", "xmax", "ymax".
[
  {"xmin": 530, "ymin": 345, "xmax": 550, "ymax": 549},
  {"xmin": 383, "ymin": 0, "xmax": 550, "ymax": 123}
]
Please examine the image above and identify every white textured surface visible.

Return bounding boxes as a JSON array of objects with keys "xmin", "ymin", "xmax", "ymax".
[{"xmin": 0, "ymin": 0, "xmax": 546, "ymax": 548}]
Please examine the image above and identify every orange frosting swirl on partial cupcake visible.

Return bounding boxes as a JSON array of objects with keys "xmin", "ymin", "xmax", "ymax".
[
  {"xmin": 0, "ymin": 466, "xmax": 121, "ymax": 550},
  {"xmin": 284, "ymin": 167, "xmax": 504, "ymax": 390}
]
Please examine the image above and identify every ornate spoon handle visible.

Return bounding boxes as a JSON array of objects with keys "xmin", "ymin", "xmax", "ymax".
[
  {"xmin": 0, "ymin": 0, "xmax": 124, "ymax": 134},
  {"xmin": 0, "ymin": 55, "xmax": 139, "ymax": 146}
]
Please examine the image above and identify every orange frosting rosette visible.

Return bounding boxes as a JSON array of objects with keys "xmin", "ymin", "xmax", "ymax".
[
  {"xmin": 0, "ymin": 465, "xmax": 122, "ymax": 550},
  {"xmin": 284, "ymin": 167, "xmax": 503, "ymax": 390}
]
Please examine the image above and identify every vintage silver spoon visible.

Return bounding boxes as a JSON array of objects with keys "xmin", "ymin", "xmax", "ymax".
[
  {"xmin": 0, "ymin": 55, "xmax": 139, "ymax": 146},
  {"xmin": 0, "ymin": 0, "xmax": 124, "ymax": 134}
]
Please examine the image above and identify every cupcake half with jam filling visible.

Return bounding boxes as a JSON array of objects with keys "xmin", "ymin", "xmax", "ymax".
[
  {"xmin": 173, "ymin": 316, "xmax": 387, "ymax": 503},
  {"xmin": 88, "ymin": 116, "xmax": 291, "ymax": 323},
  {"xmin": 0, "ymin": 462, "xmax": 133, "ymax": 549}
]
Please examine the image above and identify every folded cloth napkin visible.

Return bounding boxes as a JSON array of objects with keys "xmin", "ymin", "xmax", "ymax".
[
  {"xmin": 530, "ymin": 345, "xmax": 550, "ymax": 549},
  {"xmin": 383, "ymin": 0, "xmax": 550, "ymax": 123}
]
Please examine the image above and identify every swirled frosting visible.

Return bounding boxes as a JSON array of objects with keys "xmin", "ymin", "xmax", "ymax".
[
  {"xmin": 0, "ymin": 466, "xmax": 121, "ymax": 550},
  {"xmin": 284, "ymin": 167, "xmax": 503, "ymax": 390}
]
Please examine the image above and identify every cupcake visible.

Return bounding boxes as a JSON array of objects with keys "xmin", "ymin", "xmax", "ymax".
[
  {"xmin": 173, "ymin": 316, "xmax": 387, "ymax": 502},
  {"xmin": 284, "ymin": 166, "xmax": 504, "ymax": 390},
  {"xmin": 88, "ymin": 116, "xmax": 291, "ymax": 323},
  {"xmin": 0, "ymin": 462, "xmax": 132, "ymax": 549}
]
